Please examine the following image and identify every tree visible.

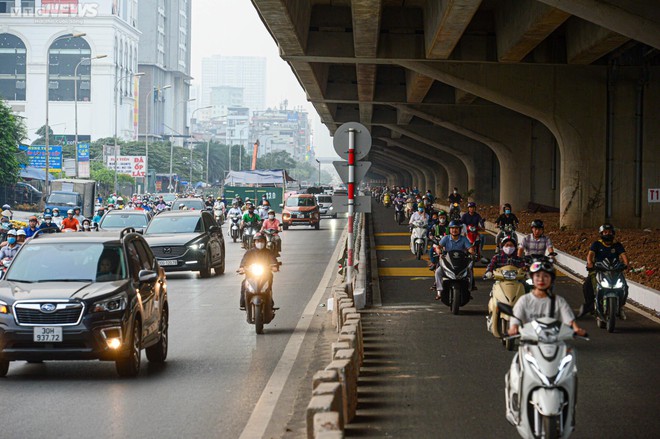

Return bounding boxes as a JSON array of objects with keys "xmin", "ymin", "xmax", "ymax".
[
  {"xmin": 256, "ymin": 150, "xmax": 297, "ymax": 170},
  {"xmin": 31, "ymin": 125, "xmax": 54, "ymax": 146},
  {"xmin": 0, "ymin": 99, "xmax": 27, "ymax": 185}
]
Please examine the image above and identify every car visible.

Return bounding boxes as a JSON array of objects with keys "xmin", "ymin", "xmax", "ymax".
[
  {"xmin": 315, "ymin": 194, "xmax": 336, "ymax": 218},
  {"xmin": 0, "ymin": 228, "xmax": 169, "ymax": 377},
  {"xmin": 171, "ymin": 198, "xmax": 206, "ymax": 211},
  {"xmin": 143, "ymin": 210, "xmax": 225, "ymax": 278},
  {"xmin": 281, "ymin": 193, "xmax": 320, "ymax": 230},
  {"xmin": 97, "ymin": 210, "xmax": 151, "ymax": 233}
]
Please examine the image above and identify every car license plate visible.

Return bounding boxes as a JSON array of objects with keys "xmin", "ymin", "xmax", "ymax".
[
  {"xmin": 33, "ymin": 327, "xmax": 62, "ymax": 343},
  {"xmin": 297, "ymin": 213, "xmax": 305, "ymax": 218},
  {"xmin": 158, "ymin": 259, "xmax": 178, "ymax": 266}
]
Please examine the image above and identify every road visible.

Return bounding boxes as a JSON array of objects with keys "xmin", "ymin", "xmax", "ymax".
[
  {"xmin": 346, "ymin": 201, "xmax": 660, "ymax": 438},
  {"xmin": 0, "ymin": 217, "xmax": 346, "ymax": 439}
]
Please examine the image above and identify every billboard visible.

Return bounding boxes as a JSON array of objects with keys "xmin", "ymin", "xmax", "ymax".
[
  {"xmin": 19, "ymin": 145, "xmax": 63, "ymax": 171},
  {"xmin": 106, "ymin": 156, "xmax": 146, "ymax": 177}
]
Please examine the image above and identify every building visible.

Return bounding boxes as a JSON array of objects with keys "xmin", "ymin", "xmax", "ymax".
[
  {"xmin": 137, "ymin": 0, "xmax": 191, "ymax": 144},
  {"xmin": 201, "ymin": 55, "xmax": 266, "ymax": 114},
  {"xmin": 251, "ymin": 102, "xmax": 312, "ymax": 162},
  {"xmin": 225, "ymin": 106, "xmax": 250, "ymax": 149},
  {"xmin": 0, "ymin": 0, "xmax": 140, "ymax": 143}
]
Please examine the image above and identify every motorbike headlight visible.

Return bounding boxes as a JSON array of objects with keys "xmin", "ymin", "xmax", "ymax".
[
  {"xmin": 524, "ymin": 353, "xmax": 551, "ymax": 387},
  {"xmin": 614, "ymin": 279, "xmax": 624, "ymax": 289},
  {"xmin": 188, "ymin": 242, "xmax": 206, "ymax": 251},
  {"xmin": 248, "ymin": 263, "xmax": 265, "ymax": 276},
  {"xmin": 502, "ymin": 270, "xmax": 517, "ymax": 280},
  {"xmin": 554, "ymin": 354, "xmax": 574, "ymax": 385},
  {"xmin": 92, "ymin": 293, "xmax": 127, "ymax": 313},
  {"xmin": 0, "ymin": 299, "xmax": 9, "ymax": 314},
  {"xmin": 599, "ymin": 278, "xmax": 612, "ymax": 288}
]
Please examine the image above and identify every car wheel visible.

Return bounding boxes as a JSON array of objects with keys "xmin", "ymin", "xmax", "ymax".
[
  {"xmin": 215, "ymin": 248, "xmax": 225, "ymax": 275},
  {"xmin": 200, "ymin": 253, "xmax": 212, "ymax": 278},
  {"xmin": 116, "ymin": 319, "xmax": 142, "ymax": 377},
  {"xmin": 315, "ymin": 221, "xmax": 320, "ymax": 230},
  {"xmin": 146, "ymin": 306, "xmax": 168, "ymax": 363},
  {"xmin": 333, "ymin": 213, "xmax": 338, "ymax": 219},
  {"xmin": 0, "ymin": 359, "xmax": 9, "ymax": 377}
]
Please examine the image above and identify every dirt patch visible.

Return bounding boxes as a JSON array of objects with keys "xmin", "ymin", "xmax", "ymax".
[{"xmin": 479, "ymin": 205, "xmax": 660, "ymax": 291}]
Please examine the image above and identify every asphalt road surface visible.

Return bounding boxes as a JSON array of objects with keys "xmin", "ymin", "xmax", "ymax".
[
  {"xmin": 345, "ymin": 201, "xmax": 660, "ymax": 438},
  {"xmin": 0, "ymin": 217, "xmax": 346, "ymax": 439}
]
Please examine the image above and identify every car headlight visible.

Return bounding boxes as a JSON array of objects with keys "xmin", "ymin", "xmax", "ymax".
[
  {"xmin": 92, "ymin": 293, "xmax": 127, "ymax": 313},
  {"xmin": 502, "ymin": 270, "xmax": 517, "ymax": 280},
  {"xmin": 0, "ymin": 299, "xmax": 9, "ymax": 314},
  {"xmin": 189, "ymin": 242, "xmax": 206, "ymax": 251}
]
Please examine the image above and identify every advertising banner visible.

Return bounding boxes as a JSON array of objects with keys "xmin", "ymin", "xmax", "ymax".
[
  {"xmin": 106, "ymin": 156, "xmax": 146, "ymax": 177},
  {"xmin": 19, "ymin": 145, "xmax": 63, "ymax": 171}
]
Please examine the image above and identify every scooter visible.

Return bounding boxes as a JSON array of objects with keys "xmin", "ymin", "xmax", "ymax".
[
  {"xmin": 438, "ymin": 250, "xmax": 473, "ymax": 315},
  {"xmin": 404, "ymin": 200, "xmax": 415, "ymax": 219},
  {"xmin": 497, "ymin": 224, "xmax": 517, "ymax": 251},
  {"xmin": 466, "ymin": 224, "xmax": 489, "ymax": 264},
  {"xmin": 242, "ymin": 221, "xmax": 261, "ymax": 250},
  {"xmin": 394, "ymin": 202, "xmax": 405, "ymax": 225},
  {"xmin": 383, "ymin": 193, "xmax": 391, "ymax": 208},
  {"xmin": 409, "ymin": 220, "xmax": 428, "ymax": 260},
  {"xmin": 238, "ymin": 263, "xmax": 278, "ymax": 334},
  {"xmin": 228, "ymin": 213, "xmax": 241, "ymax": 242},
  {"xmin": 214, "ymin": 206, "xmax": 225, "ymax": 225},
  {"xmin": 499, "ymin": 302, "xmax": 586, "ymax": 439},
  {"xmin": 449, "ymin": 203, "xmax": 461, "ymax": 221},
  {"xmin": 591, "ymin": 259, "xmax": 627, "ymax": 333},
  {"xmin": 262, "ymin": 228, "xmax": 281, "ymax": 257},
  {"xmin": 486, "ymin": 264, "xmax": 526, "ymax": 350},
  {"xmin": 0, "ymin": 258, "xmax": 10, "ymax": 280}
]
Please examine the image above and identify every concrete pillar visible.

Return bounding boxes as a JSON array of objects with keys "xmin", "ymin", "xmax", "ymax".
[{"xmin": 530, "ymin": 120, "xmax": 561, "ymax": 208}]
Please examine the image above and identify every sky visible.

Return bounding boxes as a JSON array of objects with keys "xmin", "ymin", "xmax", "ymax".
[{"xmin": 190, "ymin": 0, "xmax": 338, "ymax": 160}]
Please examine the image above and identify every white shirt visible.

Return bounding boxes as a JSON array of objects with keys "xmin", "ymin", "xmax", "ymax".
[
  {"xmin": 409, "ymin": 211, "xmax": 428, "ymax": 225},
  {"xmin": 511, "ymin": 293, "xmax": 575, "ymax": 327}
]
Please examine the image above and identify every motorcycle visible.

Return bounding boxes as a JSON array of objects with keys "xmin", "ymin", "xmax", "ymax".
[
  {"xmin": 262, "ymin": 228, "xmax": 281, "ymax": 257},
  {"xmin": 466, "ymin": 224, "xmax": 489, "ymax": 264},
  {"xmin": 437, "ymin": 250, "xmax": 473, "ymax": 314},
  {"xmin": 228, "ymin": 213, "xmax": 241, "ymax": 242},
  {"xmin": 497, "ymin": 224, "xmax": 517, "ymax": 251},
  {"xmin": 404, "ymin": 200, "xmax": 415, "ymax": 219},
  {"xmin": 383, "ymin": 193, "xmax": 391, "ymax": 208},
  {"xmin": 486, "ymin": 264, "xmax": 526, "ymax": 350},
  {"xmin": 238, "ymin": 263, "xmax": 278, "ymax": 334},
  {"xmin": 214, "ymin": 206, "xmax": 225, "ymax": 225},
  {"xmin": 591, "ymin": 259, "xmax": 627, "ymax": 333},
  {"xmin": 449, "ymin": 203, "xmax": 461, "ymax": 221},
  {"xmin": 394, "ymin": 202, "xmax": 405, "ymax": 225},
  {"xmin": 499, "ymin": 302, "xmax": 586, "ymax": 439},
  {"xmin": 409, "ymin": 220, "xmax": 428, "ymax": 260},
  {"xmin": 0, "ymin": 258, "xmax": 10, "ymax": 280},
  {"xmin": 242, "ymin": 221, "xmax": 261, "ymax": 250}
]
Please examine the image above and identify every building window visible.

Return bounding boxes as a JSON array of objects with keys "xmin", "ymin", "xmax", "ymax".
[
  {"xmin": 48, "ymin": 36, "xmax": 92, "ymax": 102},
  {"xmin": 0, "ymin": 33, "xmax": 27, "ymax": 101}
]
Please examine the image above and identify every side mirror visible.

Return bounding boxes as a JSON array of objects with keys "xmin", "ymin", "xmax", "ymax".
[
  {"xmin": 209, "ymin": 225, "xmax": 219, "ymax": 233},
  {"xmin": 138, "ymin": 269, "xmax": 158, "ymax": 283}
]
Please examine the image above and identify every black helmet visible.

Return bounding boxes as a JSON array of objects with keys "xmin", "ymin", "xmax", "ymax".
[
  {"xmin": 74, "ymin": 206, "xmax": 81, "ymax": 212},
  {"xmin": 599, "ymin": 223, "xmax": 615, "ymax": 236},
  {"xmin": 503, "ymin": 203, "xmax": 512, "ymax": 211},
  {"xmin": 448, "ymin": 220, "xmax": 462, "ymax": 229},
  {"xmin": 254, "ymin": 232, "xmax": 266, "ymax": 242},
  {"xmin": 528, "ymin": 259, "xmax": 556, "ymax": 281},
  {"xmin": 531, "ymin": 219, "xmax": 544, "ymax": 229}
]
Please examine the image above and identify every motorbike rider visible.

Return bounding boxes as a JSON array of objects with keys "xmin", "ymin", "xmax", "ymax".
[
  {"xmin": 408, "ymin": 206, "xmax": 429, "ymax": 227},
  {"xmin": 434, "ymin": 220, "xmax": 475, "ymax": 300},
  {"xmin": 227, "ymin": 202, "xmax": 242, "ymax": 218},
  {"xmin": 24, "ymin": 215, "xmax": 40, "ymax": 239},
  {"xmin": 1, "ymin": 212, "xmax": 11, "ymax": 234},
  {"xmin": 257, "ymin": 199, "xmax": 271, "ymax": 219},
  {"xmin": 495, "ymin": 203, "xmax": 519, "ymax": 245},
  {"xmin": 447, "ymin": 187, "xmax": 463, "ymax": 205},
  {"xmin": 425, "ymin": 189, "xmax": 434, "ymax": 204},
  {"xmin": 72, "ymin": 206, "xmax": 86, "ymax": 224},
  {"xmin": 0, "ymin": 229, "xmax": 21, "ymax": 261},
  {"xmin": 39, "ymin": 214, "xmax": 60, "ymax": 233},
  {"xmin": 15, "ymin": 229, "xmax": 27, "ymax": 245},
  {"xmin": 461, "ymin": 202, "xmax": 485, "ymax": 254},
  {"xmin": 428, "ymin": 211, "xmax": 448, "ymax": 269},
  {"xmin": 238, "ymin": 233, "xmax": 279, "ymax": 310},
  {"xmin": 2, "ymin": 204, "xmax": 13, "ymax": 220},
  {"xmin": 61, "ymin": 209, "xmax": 81, "ymax": 232},
  {"xmin": 484, "ymin": 236, "xmax": 525, "ymax": 278},
  {"xmin": 578, "ymin": 223, "xmax": 629, "ymax": 319},
  {"xmin": 93, "ymin": 207, "xmax": 105, "ymax": 225},
  {"xmin": 508, "ymin": 260, "xmax": 586, "ymax": 336},
  {"xmin": 261, "ymin": 210, "xmax": 283, "ymax": 256},
  {"xmin": 241, "ymin": 204, "xmax": 262, "ymax": 246},
  {"xmin": 517, "ymin": 219, "xmax": 554, "ymax": 258},
  {"xmin": 205, "ymin": 196, "xmax": 214, "ymax": 209},
  {"xmin": 80, "ymin": 218, "xmax": 93, "ymax": 232},
  {"xmin": 51, "ymin": 207, "xmax": 63, "ymax": 227}
]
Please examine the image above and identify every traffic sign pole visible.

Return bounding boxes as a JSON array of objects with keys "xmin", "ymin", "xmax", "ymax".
[{"xmin": 347, "ymin": 128, "xmax": 356, "ymax": 291}]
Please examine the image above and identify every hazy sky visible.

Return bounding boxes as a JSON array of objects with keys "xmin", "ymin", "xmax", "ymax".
[{"xmin": 190, "ymin": 0, "xmax": 338, "ymax": 159}]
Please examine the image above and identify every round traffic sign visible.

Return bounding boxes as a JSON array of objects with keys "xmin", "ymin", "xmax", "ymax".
[{"xmin": 333, "ymin": 122, "xmax": 372, "ymax": 161}]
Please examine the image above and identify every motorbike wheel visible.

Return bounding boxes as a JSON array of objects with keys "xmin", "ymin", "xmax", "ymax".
[
  {"xmin": 415, "ymin": 245, "xmax": 422, "ymax": 260},
  {"xmin": 607, "ymin": 297, "xmax": 617, "ymax": 333},
  {"xmin": 451, "ymin": 285, "xmax": 460, "ymax": 315},
  {"xmin": 254, "ymin": 303, "xmax": 264, "ymax": 334},
  {"xmin": 315, "ymin": 221, "xmax": 320, "ymax": 230},
  {"xmin": 541, "ymin": 415, "xmax": 560, "ymax": 439}
]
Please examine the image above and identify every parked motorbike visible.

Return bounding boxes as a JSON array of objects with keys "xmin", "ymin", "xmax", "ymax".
[
  {"xmin": 229, "ymin": 213, "xmax": 241, "ymax": 242},
  {"xmin": 486, "ymin": 264, "xmax": 526, "ymax": 350},
  {"xmin": 499, "ymin": 302, "xmax": 586, "ymax": 439},
  {"xmin": 242, "ymin": 221, "xmax": 261, "ymax": 250},
  {"xmin": 409, "ymin": 220, "xmax": 428, "ymax": 260},
  {"xmin": 394, "ymin": 202, "xmax": 405, "ymax": 225},
  {"xmin": 238, "ymin": 263, "xmax": 278, "ymax": 334},
  {"xmin": 449, "ymin": 203, "xmax": 461, "ymax": 221},
  {"xmin": 438, "ymin": 250, "xmax": 473, "ymax": 314},
  {"xmin": 591, "ymin": 259, "xmax": 627, "ymax": 333},
  {"xmin": 262, "ymin": 228, "xmax": 281, "ymax": 257}
]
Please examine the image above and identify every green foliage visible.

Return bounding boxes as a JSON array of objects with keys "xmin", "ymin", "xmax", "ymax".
[
  {"xmin": 0, "ymin": 100, "xmax": 27, "ymax": 185},
  {"xmin": 31, "ymin": 125, "xmax": 55, "ymax": 146}
]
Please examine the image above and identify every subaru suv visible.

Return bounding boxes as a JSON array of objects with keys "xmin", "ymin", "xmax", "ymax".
[{"xmin": 0, "ymin": 228, "xmax": 169, "ymax": 377}]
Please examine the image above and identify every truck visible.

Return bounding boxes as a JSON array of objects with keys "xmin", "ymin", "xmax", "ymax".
[{"xmin": 45, "ymin": 179, "xmax": 97, "ymax": 218}]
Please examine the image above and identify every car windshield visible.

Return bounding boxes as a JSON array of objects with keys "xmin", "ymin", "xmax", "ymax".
[
  {"xmin": 6, "ymin": 243, "xmax": 127, "ymax": 283},
  {"xmin": 100, "ymin": 213, "xmax": 148, "ymax": 229},
  {"xmin": 317, "ymin": 196, "xmax": 332, "ymax": 203},
  {"xmin": 286, "ymin": 197, "xmax": 316, "ymax": 207},
  {"xmin": 145, "ymin": 216, "xmax": 203, "ymax": 234},
  {"xmin": 47, "ymin": 193, "xmax": 78, "ymax": 205},
  {"xmin": 172, "ymin": 200, "xmax": 205, "ymax": 210}
]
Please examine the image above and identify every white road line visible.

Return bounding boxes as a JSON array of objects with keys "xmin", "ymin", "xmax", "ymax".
[{"xmin": 238, "ymin": 226, "xmax": 348, "ymax": 439}]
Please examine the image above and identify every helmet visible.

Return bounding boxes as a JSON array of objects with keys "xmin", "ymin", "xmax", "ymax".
[
  {"xmin": 500, "ymin": 235, "xmax": 516, "ymax": 247},
  {"xmin": 67, "ymin": 209, "xmax": 74, "ymax": 214},
  {"xmin": 529, "ymin": 259, "xmax": 556, "ymax": 281},
  {"xmin": 467, "ymin": 201, "xmax": 476, "ymax": 208},
  {"xmin": 448, "ymin": 220, "xmax": 462, "ymax": 229},
  {"xmin": 16, "ymin": 229, "xmax": 26, "ymax": 236},
  {"xmin": 599, "ymin": 223, "xmax": 615, "ymax": 236},
  {"xmin": 2, "ymin": 204, "xmax": 10, "ymax": 210},
  {"xmin": 268, "ymin": 210, "xmax": 275, "ymax": 215},
  {"xmin": 531, "ymin": 219, "xmax": 544, "ymax": 229},
  {"xmin": 44, "ymin": 214, "xmax": 53, "ymax": 219},
  {"xmin": 52, "ymin": 207, "xmax": 59, "ymax": 212},
  {"xmin": 74, "ymin": 206, "xmax": 81, "ymax": 211},
  {"xmin": 437, "ymin": 210, "xmax": 447, "ymax": 217},
  {"xmin": 7, "ymin": 229, "xmax": 16, "ymax": 236},
  {"xmin": 28, "ymin": 215, "xmax": 38, "ymax": 222},
  {"xmin": 254, "ymin": 232, "xmax": 266, "ymax": 242}
]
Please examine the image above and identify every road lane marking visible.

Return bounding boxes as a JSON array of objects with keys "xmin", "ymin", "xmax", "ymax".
[
  {"xmin": 238, "ymin": 225, "xmax": 347, "ymax": 439},
  {"xmin": 376, "ymin": 245, "xmax": 411, "ymax": 251},
  {"xmin": 374, "ymin": 232, "xmax": 410, "ymax": 236}
]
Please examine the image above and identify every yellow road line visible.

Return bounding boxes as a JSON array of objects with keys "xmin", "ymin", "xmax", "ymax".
[
  {"xmin": 376, "ymin": 245, "xmax": 410, "ymax": 251},
  {"xmin": 484, "ymin": 245, "xmax": 496, "ymax": 250},
  {"xmin": 379, "ymin": 267, "xmax": 488, "ymax": 277},
  {"xmin": 374, "ymin": 232, "xmax": 411, "ymax": 237}
]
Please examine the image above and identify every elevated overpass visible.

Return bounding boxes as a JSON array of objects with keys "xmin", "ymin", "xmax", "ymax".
[{"xmin": 251, "ymin": 0, "xmax": 660, "ymax": 228}]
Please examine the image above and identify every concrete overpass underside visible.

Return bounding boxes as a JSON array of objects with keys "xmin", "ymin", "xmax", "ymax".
[{"xmin": 252, "ymin": 0, "xmax": 660, "ymax": 228}]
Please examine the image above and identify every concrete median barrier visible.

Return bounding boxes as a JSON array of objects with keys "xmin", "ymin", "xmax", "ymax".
[
  {"xmin": 312, "ymin": 382, "xmax": 344, "ymax": 430},
  {"xmin": 325, "ymin": 358, "xmax": 353, "ymax": 423},
  {"xmin": 307, "ymin": 394, "xmax": 340, "ymax": 439},
  {"xmin": 334, "ymin": 348, "xmax": 358, "ymax": 419}
]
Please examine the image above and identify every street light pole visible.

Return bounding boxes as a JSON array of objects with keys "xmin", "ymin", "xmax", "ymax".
[
  {"xmin": 44, "ymin": 32, "xmax": 85, "ymax": 198},
  {"xmin": 113, "ymin": 72, "xmax": 144, "ymax": 193},
  {"xmin": 74, "ymin": 54, "xmax": 106, "ymax": 178},
  {"xmin": 186, "ymin": 106, "xmax": 212, "ymax": 192},
  {"xmin": 168, "ymin": 98, "xmax": 196, "ymax": 193},
  {"xmin": 315, "ymin": 158, "xmax": 321, "ymax": 186},
  {"xmin": 145, "ymin": 84, "xmax": 171, "ymax": 193}
]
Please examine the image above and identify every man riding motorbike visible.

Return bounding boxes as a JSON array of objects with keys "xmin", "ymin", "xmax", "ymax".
[
  {"xmin": 260, "ymin": 210, "xmax": 283, "ymax": 256},
  {"xmin": 495, "ymin": 204, "xmax": 519, "ymax": 248},
  {"xmin": 39, "ymin": 214, "xmax": 60, "ymax": 234},
  {"xmin": 241, "ymin": 204, "xmax": 262, "ymax": 248},
  {"xmin": 0, "ymin": 229, "xmax": 21, "ymax": 261},
  {"xmin": 24, "ymin": 215, "xmax": 40, "ymax": 239},
  {"xmin": 447, "ymin": 187, "xmax": 463, "ymax": 205},
  {"xmin": 517, "ymin": 219, "xmax": 554, "ymax": 258},
  {"xmin": 461, "ymin": 202, "xmax": 487, "ymax": 263},
  {"xmin": 434, "ymin": 220, "xmax": 474, "ymax": 300},
  {"xmin": 428, "ymin": 210, "xmax": 448, "ymax": 270},
  {"xmin": 238, "ymin": 233, "xmax": 279, "ymax": 310}
]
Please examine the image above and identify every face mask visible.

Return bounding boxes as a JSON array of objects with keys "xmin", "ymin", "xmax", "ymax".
[
  {"xmin": 7, "ymin": 237, "xmax": 16, "ymax": 245},
  {"xmin": 53, "ymin": 212, "xmax": 59, "ymax": 217},
  {"xmin": 255, "ymin": 242, "xmax": 265, "ymax": 250},
  {"xmin": 45, "ymin": 220, "xmax": 52, "ymax": 225},
  {"xmin": 602, "ymin": 235, "xmax": 614, "ymax": 243},
  {"xmin": 503, "ymin": 246, "xmax": 515, "ymax": 255},
  {"xmin": 268, "ymin": 215, "xmax": 275, "ymax": 220},
  {"xmin": 439, "ymin": 218, "xmax": 446, "ymax": 224},
  {"xmin": 505, "ymin": 210, "xmax": 511, "ymax": 214},
  {"xmin": 84, "ymin": 225, "xmax": 90, "ymax": 230}
]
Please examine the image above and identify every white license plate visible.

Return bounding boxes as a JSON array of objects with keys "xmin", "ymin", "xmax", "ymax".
[
  {"xmin": 33, "ymin": 327, "xmax": 62, "ymax": 343},
  {"xmin": 158, "ymin": 259, "xmax": 178, "ymax": 266},
  {"xmin": 296, "ymin": 214, "xmax": 306, "ymax": 218}
]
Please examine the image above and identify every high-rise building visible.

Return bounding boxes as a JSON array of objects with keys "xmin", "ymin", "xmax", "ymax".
[
  {"xmin": 137, "ymin": 0, "xmax": 191, "ymax": 143},
  {"xmin": 0, "ymin": 0, "xmax": 140, "ymax": 143},
  {"xmin": 251, "ymin": 102, "xmax": 311, "ymax": 162},
  {"xmin": 201, "ymin": 55, "xmax": 266, "ymax": 114}
]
